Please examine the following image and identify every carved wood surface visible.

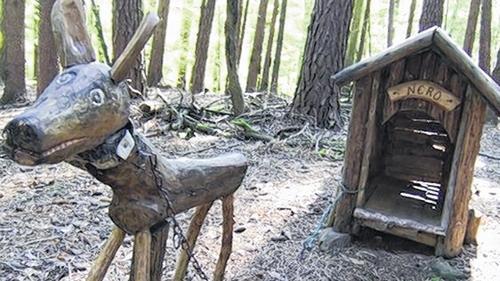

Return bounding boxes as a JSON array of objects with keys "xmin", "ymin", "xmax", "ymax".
[
  {"xmin": 51, "ymin": 0, "xmax": 96, "ymax": 67},
  {"xmin": 387, "ymin": 80, "xmax": 460, "ymax": 111}
]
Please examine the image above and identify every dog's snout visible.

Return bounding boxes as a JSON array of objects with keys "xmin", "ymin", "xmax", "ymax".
[{"xmin": 4, "ymin": 117, "xmax": 43, "ymax": 152}]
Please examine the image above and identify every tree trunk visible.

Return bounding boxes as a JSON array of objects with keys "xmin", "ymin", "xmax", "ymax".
[
  {"xmin": 387, "ymin": 0, "xmax": 395, "ymax": 47},
  {"xmin": 418, "ymin": 0, "xmax": 444, "ymax": 31},
  {"xmin": 406, "ymin": 0, "xmax": 417, "ymax": 37},
  {"xmin": 291, "ymin": 0, "xmax": 353, "ymax": 129},
  {"xmin": 190, "ymin": 0, "xmax": 216, "ymax": 94},
  {"xmin": 463, "ymin": 0, "xmax": 481, "ymax": 55},
  {"xmin": 259, "ymin": 0, "xmax": 279, "ymax": 92},
  {"xmin": 225, "ymin": 0, "xmax": 245, "ymax": 115},
  {"xmin": 91, "ymin": 0, "xmax": 111, "ymax": 65},
  {"xmin": 245, "ymin": 0, "xmax": 269, "ymax": 92},
  {"xmin": 113, "ymin": 0, "xmax": 144, "ymax": 93},
  {"xmin": 147, "ymin": 0, "xmax": 170, "ymax": 87},
  {"xmin": 236, "ymin": 0, "xmax": 250, "ymax": 63},
  {"xmin": 493, "ymin": 49, "xmax": 500, "ymax": 83},
  {"xmin": 37, "ymin": 0, "xmax": 59, "ymax": 96},
  {"xmin": 176, "ymin": 0, "xmax": 194, "ymax": 90},
  {"xmin": 345, "ymin": 0, "xmax": 364, "ymax": 66},
  {"xmin": 356, "ymin": 0, "xmax": 371, "ymax": 62},
  {"xmin": 213, "ymin": 7, "xmax": 223, "ymax": 93},
  {"xmin": 270, "ymin": 0, "xmax": 287, "ymax": 93},
  {"xmin": 478, "ymin": 0, "xmax": 491, "ymax": 72},
  {"xmin": 0, "ymin": 0, "xmax": 25, "ymax": 104},
  {"xmin": 0, "ymin": 0, "xmax": 3, "ymax": 85}
]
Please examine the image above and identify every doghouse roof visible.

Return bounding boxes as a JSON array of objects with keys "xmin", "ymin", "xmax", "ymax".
[{"xmin": 332, "ymin": 26, "xmax": 500, "ymax": 115}]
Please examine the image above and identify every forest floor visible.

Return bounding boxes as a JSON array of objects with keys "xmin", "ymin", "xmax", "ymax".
[{"xmin": 0, "ymin": 86, "xmax": 499, "ymax": 281}]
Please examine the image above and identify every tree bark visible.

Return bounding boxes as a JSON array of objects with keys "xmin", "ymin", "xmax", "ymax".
[
  {"xmin": 236, "ymin": 0, "xmax": 250, "ymax": 63},
  {"xmin": 190, "ymin": 0, "xmax": 216, "ymax": 94},
  {"xmin": 91, "ymin": 0, "xmax": 111, "ymax": 65},
  {"xmin": 176, "ymin": 0, "xmax": 194, "ymax": 90},
  {"xmin": 345, "ymin": 0, "xmax": 364, "ymax": 66},
  {"xmin": 418, "ymin": 0, "xmax": 444, "ymax": 31},
  {"xmin": 270, "ymin": 0, "xmax": 287, "ymax": 93},
  {"xmin": 478, "ymin": 0, "xmax": 491, "ymax": 72},
  {"xmin": 291, "ymin": 0, "xmax": 353, "ymax": 129},
  {"xmin": 493, "ymin": 49, "xmax": 500, "ymax": 83},
  {"xmin": 226, "ymin": 0, "xmax": 245, "ymax": 115},
  {"xmin": 37, "ymin": 0, "xmax": 59, "ymax": 96},
  {"xmin": 356, "ymin": 0, "xmax": 370, "ymax": 62},
  {"xmin": 0, "ymin": 0, "xmax": 25, "ymax": 104},
  {"xmin": 113, "ymin": 0, "xmax": 144, "ymax": 93},
  {"xmin": 259, "ymin": 0, "xmax": 279, "ymax": 92},
  {"xmin": 463, "ymin": 0, "xmax": 481, "ymax": 55},
  {"xmin": 213, "ymin": 7, "xmax": 223, "ymax": 93},
  {"xmin": 147, "ymin": 0, "xmax": 170, "ymax": 87},
  {"xmin": 406, "ymin": 0, "xmax": 417, "ymax": 37},
  {"xmin": 245, "ymin": 0, "xmax": 269, "ymax": 92},
  {"xmin": 387, "ymin": 0, "xmax": 395, "ymax": 47}
]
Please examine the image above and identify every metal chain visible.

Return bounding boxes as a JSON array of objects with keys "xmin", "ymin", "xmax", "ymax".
[{"xmin": 147, "ymin": 153, "xmax": 210, "ymax": 281}]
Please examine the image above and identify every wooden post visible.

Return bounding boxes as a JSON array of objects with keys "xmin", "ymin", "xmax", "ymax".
[
  {"xmin": 329, "ymin": 76, "xmax": 373, "ymax": 232},
  {"xmin": 437, "ymin": 86, "xmax": 486, "ymax": 257},
  {"xmin": 149, "ymin": 223, "xmax": 169, "ymax": 281},
  {"xmin": 464, "ymin": 209, "xmax": 482, "ymax": 245},
  {"xmin": 132, "ymin": 230, "xmax": 152, "ymax": 281},
  {"xmin": 86, "ymin": 227, "xmax": 126, "ymax": 281},
  {"xmin": 214, "ymin": 195, "xmax": 235, "ymax": 281},
  {"xmin": 173, "ymin": 203, "xmax": 213, "ymax": 281}
]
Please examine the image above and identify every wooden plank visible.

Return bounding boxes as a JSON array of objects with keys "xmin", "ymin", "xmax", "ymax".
[
  {"xmin": 213, "ymin": 195, "xmax": 235, "ymax": 281},
  {"xmin": 434, "ymin": 29, "xmax": 500, "ymax": 115},
  {"xmin": 357, "ymin": 72, "xmax": 382, "ymax": 207},
  {"xmin": 329, "ymin": 75, "xmax": 373, "ymax": 231},
  {"xmin": 354, "ymin": 208, "xmax": 442, "ymax": 246},
  {"xmin": 387, "ymin": 80, "xmax": 461, "ymax": 111},
  {"xmin": 332, "ymin": 27, "xmax": 436, "ymax": 84},
  {"xmin": 438, "ymin": 86, "xmax": 487, "ymax": 257},
  {"xmin": 387, "ymin": 141, "xmax": 445, "ymax": 158},
  {"xmin": 150, "ymin": 223, "xmax": 169, "ymax": 281}
]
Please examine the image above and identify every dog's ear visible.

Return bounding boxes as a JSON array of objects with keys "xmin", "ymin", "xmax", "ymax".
[
  {"xmin": 110, "ymin": 13, "xmax": 160, "ymax": 82},
  {"xmin": 51, "ymin": 0, "xmax": 96, "ymax": 68}
]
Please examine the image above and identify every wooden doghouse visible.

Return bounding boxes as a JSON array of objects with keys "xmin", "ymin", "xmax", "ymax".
[{"xmin": 329, "ymin": 27, "xmax": 500, "ymax": 258}]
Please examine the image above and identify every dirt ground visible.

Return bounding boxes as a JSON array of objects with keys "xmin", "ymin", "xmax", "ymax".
[{"xmin": 0, "ymin": 89, "xmax": 499, "ymax": 281}]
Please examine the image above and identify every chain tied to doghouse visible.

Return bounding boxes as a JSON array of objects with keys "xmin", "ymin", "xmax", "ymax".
[
  {"xmin": 148, "ymin": 152, "xmax": 210, "ymax": 281},
  {"xmin": 299, "ymin": 182, "xmax": 359, "ymax": 260}
]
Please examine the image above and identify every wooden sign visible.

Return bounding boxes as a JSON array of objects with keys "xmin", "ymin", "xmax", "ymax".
[{"xmin": 387, "ymin": 80, "xmax": 460, "ymax": 111}]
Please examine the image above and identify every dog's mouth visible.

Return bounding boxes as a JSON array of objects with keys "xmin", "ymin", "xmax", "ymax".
[{"xmin": 7, "ymin": 137, "xmax": 88, "ymax": 166}]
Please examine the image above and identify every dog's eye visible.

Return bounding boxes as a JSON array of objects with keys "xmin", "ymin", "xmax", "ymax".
[
  {"xmin": 57, "ymin": 72, "xmax": 75, "ymax": 85},
  {"xmin": 90, "ymin": 89, "xmax": 105, "ymax": 106}
]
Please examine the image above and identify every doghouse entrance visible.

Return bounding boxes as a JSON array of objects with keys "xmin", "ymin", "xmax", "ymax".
[{"xmin": 360, "ymin": 111, "xmax": 453, "ymax": 231}]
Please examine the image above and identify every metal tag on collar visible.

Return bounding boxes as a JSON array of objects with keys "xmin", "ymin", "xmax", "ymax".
[{"xmin": 116, "ymin": 130, "xmax": 135, "ymax": 160}]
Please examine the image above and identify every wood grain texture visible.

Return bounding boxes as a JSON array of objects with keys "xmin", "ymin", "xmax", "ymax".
[
  {"xmin": 86, "ymin": 227, "xmax": 126, "ymax": 281},
  {"xmin": 173, "ymin": 203, "xmax": 213, "ymax": 281},
  {"xmin": 111, "ymin": 13, "xmax": 160, "ymax": 82},
  {"xmin": 149, "ymin": 223, "xmax": 169, "ymax": 281},
  {"xmin": 439, "ymin": 86, "xmax": 486, "ymax": 257},
  {"xmin": 51, "ymin": 0, "xmax": 96, "ymax": 67},
  {"xmin": 214, "ymin": 195, "xmax": 235, "ymax": 281},
  {"xmin": 132, "ymin": 230, "xmax": 152, "ymax": 281},
  {"xmin": 330, "ymin": 75, "xmax": 373, "ymax": 231},
  {"xmin": 464, "ymin": 209, "xmax": 481, "ymax": 245}
]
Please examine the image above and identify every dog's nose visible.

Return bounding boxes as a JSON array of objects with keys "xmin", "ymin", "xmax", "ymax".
[{"xmin": 4, "ymin": 117, "xmax": 43, "ymax": 152}]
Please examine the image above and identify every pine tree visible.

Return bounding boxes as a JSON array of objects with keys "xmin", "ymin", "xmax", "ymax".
[
  {"xmin": 0, "ymin": 0, "xmax": 25, "ymax": 104},
  {"xmin": 113, "ymin": 0, "xmax": 144, "ymax": 92},
  {"xmin": 246, "ymin": 0, "xmax": 269, "ymax": 92},
  {"xmin": 177, "ymin": 0, "xmax": 194, "ymax": 90},
  {"xmin": 478, "ymin": 0, "xmax": 491, "ymax": 72},
  {"xmin": 346, "ymin": 0, "xmax": 364, "ymax": 66},
  {"xmin": 463, "ymin": 0, "xmax": 481, "ymax": 55},
  {"xmin": 236, "ymin": 0, "xmax": 250, "ymax": 62},
  {"xmin": 406, "ymin": 0, "xmax": 417, "ymax": 37},
  {"xmin": 37, "ymin": 0, "xmax": 59, "ymax": 95},
  {"xmin": 356, "ymin": 0, "xmax": 371, "ymax": 62},
  {"xmin": 190, "ymin": 0, "xmax": 217, "ymax": 94},
  {"xmin": 270, "ymin": 0, "xmax": 287, "ymax": 93},
  {"xmin": 225, "ymin": 0, "xmax": 245, "ymax": 115},
  {"xmin": 90, "ymin": 0, "xmax": 111, "ymax": 65},
  {"xmin": 259, "ymin": 0, "xmax": 279, "ymax": 92},
  {"xmin": 418, "ymin": 0, "xmax": 444, "ymax": 31},
  {"xmin": 147, "ymin": 0, "xmax": 170, "ymax": 87},
  {"xmin": 292, "ymin": 0, "xmax": 353, "ymax": 128}
]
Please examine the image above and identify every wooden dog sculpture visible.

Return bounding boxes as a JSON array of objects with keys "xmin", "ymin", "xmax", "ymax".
[{"xmin": 2, "ymin": 0, "xmax": 247, "ymax": 280}]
